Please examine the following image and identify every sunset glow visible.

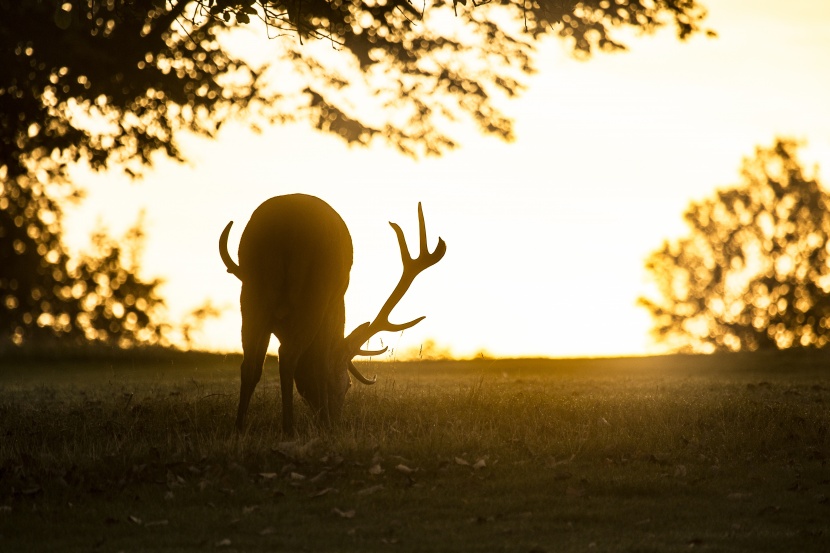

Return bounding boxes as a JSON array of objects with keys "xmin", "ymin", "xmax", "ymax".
[{"xmin": 60, "ymin": 0, "xmax": 830, "ymax": 358}]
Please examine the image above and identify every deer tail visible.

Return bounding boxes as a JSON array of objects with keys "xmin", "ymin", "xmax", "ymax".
[{"xmin": 219, "ymin": 221, "xmax": 242, "ymax": 279}]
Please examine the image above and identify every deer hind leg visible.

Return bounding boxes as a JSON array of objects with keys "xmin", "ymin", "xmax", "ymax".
[{"xmin": 236, "ymin": 286, "xmax": 271, "ymax": 432}]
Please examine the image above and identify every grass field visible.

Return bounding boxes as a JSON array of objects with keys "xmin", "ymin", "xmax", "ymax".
[{"xmin": 1, "ymin": 349, "xmax": 828, "ymax": 552}]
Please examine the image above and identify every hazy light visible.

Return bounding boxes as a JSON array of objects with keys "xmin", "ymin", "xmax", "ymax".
[{"xmin": 61, "ymin": 0, "xmax": 830, "ymax": 358}]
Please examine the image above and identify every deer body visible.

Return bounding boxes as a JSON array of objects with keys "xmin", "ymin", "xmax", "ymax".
[{"xmin": 219, "ymin": 193, "xmax": 445, "ymax": 435}]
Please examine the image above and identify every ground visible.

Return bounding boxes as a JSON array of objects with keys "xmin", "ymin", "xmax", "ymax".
[{"xmin": 1, "ymin": 349, "xmax": 828, "ymax": 552}]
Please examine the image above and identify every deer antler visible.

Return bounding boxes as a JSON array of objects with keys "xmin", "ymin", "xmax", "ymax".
[{"xmin": 346, "ymin": 202, "xmax": 447, "ymax": 357}]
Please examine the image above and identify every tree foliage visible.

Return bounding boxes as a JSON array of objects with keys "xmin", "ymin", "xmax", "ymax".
[
  {"xmin": 0, "ymin": 194, "xmax": 166, "ymax": 351},
  {"xmin": 640, "ymin": 139, "xmax": 830, "ymax": 353},
  {"xmin": 2, "ymin": 0, "xmax": 711, "ymax": 176},
  {"xmin": 0, "ymin": 0, "xmax": 710, "ymax": 349}
]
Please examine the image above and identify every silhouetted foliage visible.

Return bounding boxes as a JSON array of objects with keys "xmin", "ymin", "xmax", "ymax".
[
  {"xmin": 184, "ymin": 0, "xmax": 711, "ymax": 156},
  {"xmin": 1, "ymin": 0, "xmax": 711, "ymax": 173},
  {"xmin": 640, "ymin": 139, "xmax": 830, "ymax": 353},
  {"xmin": 0, "ymin": 195, "xmax": 166, "ymax": 351},
  {"xmin": 70, "ymin": 219, "xmax": 167, "ymax": 347},
  {"xmin": 1, "ymin": 0, "xmax": 709, "ymax": 349}
]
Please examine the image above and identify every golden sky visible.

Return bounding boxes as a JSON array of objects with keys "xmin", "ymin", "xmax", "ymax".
[{"xmin": 62, "ymin": 0, "xmax": 830, "ymax": 358}]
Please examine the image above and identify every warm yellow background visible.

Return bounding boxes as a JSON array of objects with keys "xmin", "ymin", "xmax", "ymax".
[{"xmin": 61, "ymin": 1, "xmax": 830, "ymax": 358}]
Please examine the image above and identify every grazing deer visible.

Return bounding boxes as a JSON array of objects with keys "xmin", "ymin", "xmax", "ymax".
[{"xmin": 219, "ymin": 194, "xmax": 446, "ymax": 434}]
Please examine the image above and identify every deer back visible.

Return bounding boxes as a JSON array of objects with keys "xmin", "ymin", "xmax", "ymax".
[{"xmin": 236, "ymin": 194, "xmax": 353, "ymax": 343}]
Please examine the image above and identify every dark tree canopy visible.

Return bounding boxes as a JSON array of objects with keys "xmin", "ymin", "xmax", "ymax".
[
  {"xmin": 0, "ymin": 197, "xmax": 166, "ymax": 350},
  {"xmin": 1, "ymin": 0, "xmax": 709, "ymax": 350},
  {"xmin": 2, "ymin": 0, "xmax": 711, "ymax": 176},
  {"xmin": 640, "ymin": 139, "xmax": 830, "ymax": 353}
]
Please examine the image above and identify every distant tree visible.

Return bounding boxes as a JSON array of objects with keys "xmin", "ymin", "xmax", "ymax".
[
  {"xmin": 1, "ymin": 0, "xmax": 711, "ymax": 349},
  {"xmin": 0, "ymin": 201, "xmax": 165, "ymax": 351},
  {"xmin": 639, "ymin": 139, "xmax": 830, "ymax": 353},
  {"xmin": 69, "ymin": 218, "xmax": 167, "ymax": 348}
]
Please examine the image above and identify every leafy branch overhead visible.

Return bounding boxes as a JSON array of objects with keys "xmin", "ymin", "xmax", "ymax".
[
  {"xmin": 2, "ymin": 0, "xmax": 712, "ymax": 187},
  {"xmin": 188, "ymin": 0, "xmax": 712, "ymax": 156}
]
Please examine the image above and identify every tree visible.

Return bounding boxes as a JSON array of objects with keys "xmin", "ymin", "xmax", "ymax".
[
  {"xmin": 1, "ymin": 0, "xmax": 710, "ymax": 349},
  {"xmin": 639, "ymin": 139, "xmax": 830, "ymax": 353},
  {"xmin": 0, "ymin": 196, "xmax": 166, "ymax": 351},
  {"xmin": 2, "ymin": 0, "xmax": 711, "ymax": 172}
]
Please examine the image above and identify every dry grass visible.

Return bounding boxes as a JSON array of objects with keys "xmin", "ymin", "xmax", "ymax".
[{"xmin": 0, "ymin": 350, "xmax": 828, "ymax": 552}]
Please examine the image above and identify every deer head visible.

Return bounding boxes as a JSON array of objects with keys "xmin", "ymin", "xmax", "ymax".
[{"xmin": 219, "ymin": 194, "xmax": 446, "ymax": 435}]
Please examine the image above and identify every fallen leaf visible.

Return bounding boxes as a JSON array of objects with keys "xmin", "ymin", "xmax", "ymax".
[
  {"xmin": 473, "ymin": 459, "xmax": 487, "ymax": 470},
  {"xmin": 688, "ymin": 538, "xmax": 704, "ymax": 548},
  {"xmin": 549, "ymin": 455, "xmax": 575, "ymax": 467},
  {"xmin": 310, "ymin": 470, "xmax": 328, "ymax": 483},
  {"xmin": 332, "ymin": 507, "xmax": 356, "ymax": 519},
  {"xmin": 310, "ymin": 487, "xmax": 336, "ymax": 498},
  {"xmin": 289, "ymin": 472, "xmax": 306, "ymax": 481},
  {"xmin": 368, "ymin": 464, "xmax": 384, "ymax": 475},
  {"xmin": 455, "ymin": 457, "xmax": 470, "ymax": 466},
  {"xmin": 258, "ymin": 472, "xmax": 278, "ymax": 480},
  {"xmin": 396, "ymin": 464, "xmax": 416, "ymax": 475},
  {"xmin": 145, "ymin": 519, "xmax": 168, "ymax": 527},
  {"xmin": 242, "ymin": 505, "xmax": 259, "ymax": 515},
  {"xmin": 215, "ymin": 538, "xmax": 232, "ymax": 547},
  {"xmin": 259, "ymin": 527, "xmax": 276, "ymax": 536},
  {"xmin": 357, "ymin": 484, "xmax": 384, "ymax": 496},
  {"xmin": 129, "ymin": 515, "xmax": 143, "ymax": 525}
]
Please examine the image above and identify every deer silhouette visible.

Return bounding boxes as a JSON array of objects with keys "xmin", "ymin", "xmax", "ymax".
[{"xmin": 219, "ymin": 194, "xmax": 446, "ymax": 434}]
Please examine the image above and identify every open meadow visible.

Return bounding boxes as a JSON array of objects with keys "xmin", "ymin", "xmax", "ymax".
[{"xmin": 1, "ymin": 349, "xmax": 828, "ymax": 552}]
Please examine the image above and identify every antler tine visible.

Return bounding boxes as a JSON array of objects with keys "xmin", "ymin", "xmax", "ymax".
[
  {"xmin": 358, "ymin": 346, "xmax": 389, "ymax": 356},
  {"xmin": 347, "ymin": 203, "xmax": 446, "ymax": 356},
  {"xmin": 418, "ymin": 202, "xmax": 429, "ymax": 259}
]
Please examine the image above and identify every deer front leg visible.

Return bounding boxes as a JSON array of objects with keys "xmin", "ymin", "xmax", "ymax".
[{"xmin": 277, "ymin": 344, "xmax": 299, "ymax": 436}]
